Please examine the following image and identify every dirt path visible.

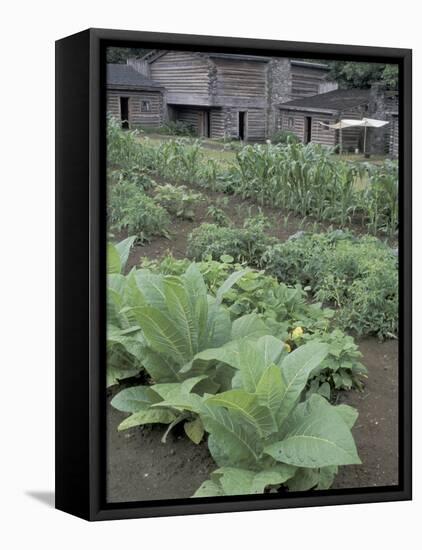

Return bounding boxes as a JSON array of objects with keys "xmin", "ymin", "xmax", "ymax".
[{"xmin": 106, "ymin": 337, "xmax": 398, "ymax": 503}]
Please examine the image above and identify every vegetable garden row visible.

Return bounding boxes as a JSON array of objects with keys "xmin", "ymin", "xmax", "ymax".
[{"xmin": 106, "ymin": 117, "xmax": 399, "ymax": 497}]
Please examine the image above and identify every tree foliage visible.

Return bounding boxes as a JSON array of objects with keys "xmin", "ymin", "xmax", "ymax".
[
  {"xmin": 327, "ymin": 61, "xmax": 398, "ymax": 90},
  {"xmin": 106, "ymin": 47, "xmax": 152, "ymax": 64}
]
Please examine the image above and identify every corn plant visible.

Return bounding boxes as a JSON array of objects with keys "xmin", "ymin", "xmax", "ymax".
[{"xmin": 363, "ymin": 160, "xmax": 399, "ymax": 236}]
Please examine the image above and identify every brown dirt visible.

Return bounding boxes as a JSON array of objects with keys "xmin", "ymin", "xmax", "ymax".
[
  {"xmin": 332, "ymin": 338, "xmax": 399, "ymax": 489},
  {"xmin": 106, "ymin": 388, "xmax": 215, "ymax": 503}
]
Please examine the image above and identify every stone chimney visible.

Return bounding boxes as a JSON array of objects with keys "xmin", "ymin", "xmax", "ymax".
[
  {"xmin": 266, "ymin": 58, "xmax": 292, "ymax": 138},
  {"xmin": 367, "ymin": 83, "xmax": 389, "ymax": 155}
]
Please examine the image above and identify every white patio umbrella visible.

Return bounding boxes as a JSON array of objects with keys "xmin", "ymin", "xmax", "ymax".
[
  {"xmin": 319, "ymin": 118, "xmax": 389, "ymax": 155},
  {"xmin": 359, "ymin": 118, "xmax": 389, "ymax": 155}
]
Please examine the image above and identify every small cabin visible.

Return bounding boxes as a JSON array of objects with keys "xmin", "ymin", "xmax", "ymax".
[
  {"xmin": 106, "ymin": 64, "xmax": 165, "ymax": 129},
  {"xmin": 277, "ymin": 88, "xmax": 398, "ymax": 156}
]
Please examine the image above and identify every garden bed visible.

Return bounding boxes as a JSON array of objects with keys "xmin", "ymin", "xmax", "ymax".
[
  {"xmin": 106, "ymin": 123, "xmax": 399, "ymax": 500},
  {"xmin": 106, "ymin": 337, "xmax": 398, "ymax": 502}
]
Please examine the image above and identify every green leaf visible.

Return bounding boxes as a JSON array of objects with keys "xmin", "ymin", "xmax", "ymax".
[
  {"xmin": 133, "ymin": 270, "xmax": 166, "ymax": 309},
  {"xmin": 133, "ymin": 306, "xmax": 189, "ymax": 365},
  {"xmin": 200, "ymin": 403, "xmax": 261, "ymax": 468},
  {"xmin": 110, "ymin": 385, "xmax": 161, "ymax": 412},
  {"xmin": 118, "ymin": 409, "xmax": 177, "ymax": 431},
  {"xmin": 334, "ymin": 403, "xmax": 359, "ymax": 429},
  {"xmin": 278, "ymin": 342, "xmax": 329, "ymax": 423},
  {"xmin": 115, "ymin": 236, "xmax": 136, "ymax": 272},
  {"xmin": 286, "ymin": 468, "xmax": 320, "ymax": 491},
  {"xmin": 192, "ymin": 480, "xmax": 224, "ymax": 497},
  {"xmin": 184, "ymin": 416, "xmax": 204, "ymax": 444},
  {"xmin": 215, "ymin": 270, "xmax": 247, "ymax": 306},
  {"xmin": 107, "ymin": 243, "xmax": 121, "ymax": 274},
  {"xmin": 255, "ymin": 335, "xmax": 286, "ymax": 367},
  {"xmin": 317, "ymin": 465, "xmax": 338, "ymax": 490},
  {"xmin": 251, "ymin": 465, "xmax": 297, "ymax": 492},
  {"xmin": 256, "ymin": 364, "xmax": 286, "ymax": 425},
  {"xmin": 141, "ymin": 347, "xmax": 182, "ymax": 382},
  {"xmin": 182, "ymin": 264, "xmax": 209, "ymax": 348},
  {"xmin": 317, "ymin": 381, "xmax": 331, "ymax": 400},
  {"xmin": 164, "ymin": 277, "xmax": 198, "ymax": 357},
  {"xmin": 106, "ymin": 365, "xmax": 140, "ymax": 388},
  {"xmin": 199, "ymin": 464, "xmax": 297, "ymax": 496},
  {"xmin": 213, "ymin": 467, "xmax": 255, "ymax": 495},
  {"xmin": 264, "ymin": 394, "xmax": 361, "ymax": 468},
  {"xmin": 206, "ymin": 390, "xmax": 274, "ymax": 436},
  {"xmin": 231, "ymin": 314, "xmax": 269, "ymax": 340},
  {"xmin": 206, "ymin": 304, "xmax": 232, "ymax": 349}
]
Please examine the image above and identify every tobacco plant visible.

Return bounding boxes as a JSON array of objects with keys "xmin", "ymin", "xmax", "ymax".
[{"xmin": 192, "ymin": 338, "xmax": 361, "ymax": 495}]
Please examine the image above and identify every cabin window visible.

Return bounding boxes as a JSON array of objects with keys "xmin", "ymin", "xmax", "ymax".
[
  {"xmin": 141, "ymin": 100, "xmax": 151, "ymax": 112},
  {"xmin": 287, "ymin": 116, "xmax": 294, "ymax": 129},
  {"xmin": 322, "ymin": 120, "xmax": 331, "ymax": 132}
]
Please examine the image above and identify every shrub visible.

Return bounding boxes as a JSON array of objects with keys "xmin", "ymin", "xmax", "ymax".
[
  {"xmin": 161, "ymin": 120, "xmax": 196, "ymax": 137},
  {"xmin": 187, "ymin": 217, "xmax": 275, "ymax": 265},
  {"xmin": 271, "ymin": 130, "xmax": 300, "ymax": 145},
  {"xmin": 261, "ymin": 230, "xmax": 398, "ymax": 338},
  {"xmin": 108, "ymin": 177, "xmax": 170, "ymax": 243},
  {"xmin": 154, "ymin": 184, "xmax": 204, "ymax": 220}
]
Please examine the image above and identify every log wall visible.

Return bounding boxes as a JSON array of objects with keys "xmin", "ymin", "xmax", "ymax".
[
  {"xmin": 150, "ymin": 51, "xmax": 211, "ymax": 104},
  {"xmin": 106, "ymin": 89, "xmax": 164, "ymax": 128}
]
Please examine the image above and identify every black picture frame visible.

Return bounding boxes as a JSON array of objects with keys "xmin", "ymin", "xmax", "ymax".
[{"xmin": 55, "ymin": 28, "xmax": 412, "ymax": 521}]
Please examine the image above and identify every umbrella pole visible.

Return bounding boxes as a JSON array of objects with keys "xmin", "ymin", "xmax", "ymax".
[{"xmin": 363, "ymin": 126, "xmax": 367, "ymax": 156}]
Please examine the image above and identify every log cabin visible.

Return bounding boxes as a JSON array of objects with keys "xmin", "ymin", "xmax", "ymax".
[
  {"xmin": 106, "ymin": 64, "xmax": 165, "ymax": 129},
  {"xmin": 277, "ymin": 88, "xmax": 399, "ymax": 156},
  {"xmin": 106, "ymin": 51, "xmax": 335, "ymax": 141}
]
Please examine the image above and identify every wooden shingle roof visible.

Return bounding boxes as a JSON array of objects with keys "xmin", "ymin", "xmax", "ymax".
[
  {"xmin": 106, "ymin": 64, "xmax": 164, "ymax": 89},
  {"xmin": 278, "ymin": 88, "xmax": 371, "ymax": 113}
]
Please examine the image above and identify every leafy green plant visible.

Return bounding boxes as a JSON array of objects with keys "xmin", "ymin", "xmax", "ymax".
[
  {"xmin": 187, "ymin": 217, "xmax": 275, "ymax": 265},
  {"xmin": 160, "ymin": 120, "xmax": 196, "ymax": 137},
  {"xmin": 189, "ymin": 338, "xmax": 360, "ymax": 495},
  {"xmin": 108, "ymin": 263, "xmax": 273, "ymax": 396},
  {"xmin": 107, "ymin": 237, "xmax": 144, "ymax": 386},
  {"xmin": 154, "ymin": 183, "xmax": 204, "ymax": 220},
  {"xmin": 271, "ymin": 130, "xmax": 300, "ymax": 145},
  {"xmin": 139, "ymin": 255, "xmax": 367, "ymax": 394},
  {"xmin": 262, "ymin": 230, "xmax": 398, "ymax": 338},
  {"xmin": 108, "ymin": 177, "xmax": 170, "ymax": 243},
  {"xmin": 363, "ymin": 160, "xmax": 398, "ymax": 236}
]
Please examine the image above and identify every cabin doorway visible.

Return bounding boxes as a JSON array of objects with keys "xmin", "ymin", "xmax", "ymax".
[
  {"xmin": 120, "ymin": 97, "xmax": 129, "ymax": 129},
  {"xmin": 238, "ymin": 111, "xmax": 247, "ymax": 141},
  {"xmin": 305, "ymin": 116, "xmax": 312, "ymax": 143},
  {"xmin": 199, "ymin": 111, "xmax": 211, "ymax": 138}
]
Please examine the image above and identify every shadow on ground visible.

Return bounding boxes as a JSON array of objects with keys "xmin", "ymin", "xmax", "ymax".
[{"xmin": 26, "ymin": 491, "xmax": 55, "ymax": 508}]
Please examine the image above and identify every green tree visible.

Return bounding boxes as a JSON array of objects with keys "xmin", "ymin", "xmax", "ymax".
[
  {"xmin": 327, "ymin": 61, "xmax": 398, "ymax": 90},
  {"xmin": 106, "ymin": 47, "xmax": 152, "ymax": 64}
]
